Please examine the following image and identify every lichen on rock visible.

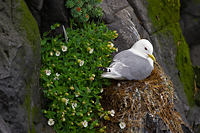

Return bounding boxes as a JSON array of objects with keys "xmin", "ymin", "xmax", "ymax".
[{"xmin": 145, "ymin": 0, "xmax": 195, "ymax": 106}]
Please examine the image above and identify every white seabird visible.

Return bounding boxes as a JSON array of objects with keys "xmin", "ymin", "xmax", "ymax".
[{"xmin": 96, "ymin": 39, "xmax": 156, "ymax": 80}]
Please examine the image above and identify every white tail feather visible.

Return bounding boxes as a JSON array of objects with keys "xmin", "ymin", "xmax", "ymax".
[{"xmin": 101, "ymin": 72, "xmax": 126, "ymax": 80}]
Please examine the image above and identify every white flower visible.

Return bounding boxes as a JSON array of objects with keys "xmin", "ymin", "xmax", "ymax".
[
  {"xmin": 89, "ymin": 48, "xmax": 94, "ymax": 54},
  {"xmin": 48, "ymin": 118, "xmax": 55, "ymax": 126},
  {"xmin": 79, "ymin": 60, "xmax": 84, "ymax": 66},
  {"xmin": 56, "ymin": 73, "xmax": 60, "ymax": 77},
  {"xmin": 87, "ymin": 87, "xmax": 91, "ymax": 93},
  {"xmin": 110, "ymin": 43, "xmax": 114, "ymax": 49},
  {"xmin": 117, "ymin": 83, "xmax": 121, "ymax": 87},
  {"xmin": 65, "ymin": 99, "xmax": 69, "ymax": 105},
  {"xmin": 75, "ymin": 93, "xmax": 79, "ymax": 97},
  {"xmin": 72, "ymin": 102, "xmax": 77, "ymax": 109},
  {"xmin": 54, "ymin": 73, "xmax": 60, "ymax": 80},
  {"xmin": 50, "ymin": 52, "xmax": 53, "ymax": 56},
  {"xmin": 119, "ymin": 122, "xmax": 126, "ymax": 129},
  {"xmin": 82, "ymin": 120, "xmax": 88, "ymax": 127},
  {"xmin": 110, "ymin": 110, "xmax": 115, "ymax": 117},
  {"xmin": 135, "ymin": 88, "xmax": 138, "ymax": 92},
  {"xmin": 100, "ymin": 88, "xmax": 103, "ymax": 93},
  {"xmin": 62, "ymin": 45, "xmax": 67, "ymax": 52},
  {"xmin": 46, "ymin": 70, "xmax": 51, "ymax": 76},
  {"xmin": 56, "ymin": 51, "xmax": 61, "ymax": 56},
  {"xmin": 54, "ymin": 77, "xmax": 58, "ymax": 80},
  {"xmin": 116, "ymin": 47, "xmax": 118, "ymax": 52}
]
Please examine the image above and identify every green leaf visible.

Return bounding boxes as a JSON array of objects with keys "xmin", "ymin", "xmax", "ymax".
[
  {"xmin": 90, "ymin": 119, "xmax": 98, "ymax": 129},
  {"xmin": 41, "ymin": 38, "xmax": 47, "ymax": 45},
  {"xmin": 55, "ymin": 80, "xmax": 58, "ymax": 87},
  {"xmin": 48, "ymin": 111, "xmax": 56, "ymax": 116},
  {"xmin": 51, "ymin": 25, "xmax": 55, "ymax": 30}
]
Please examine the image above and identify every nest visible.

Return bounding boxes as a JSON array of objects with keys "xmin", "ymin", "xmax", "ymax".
[{"xmin": 100, "ymin": 62, "xmax": 184, "ymax": 133}]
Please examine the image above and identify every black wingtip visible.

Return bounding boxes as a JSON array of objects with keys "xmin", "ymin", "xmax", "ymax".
[{"xmin": 96, "ymin": 67, "xmax": 111, "ymax": 72}]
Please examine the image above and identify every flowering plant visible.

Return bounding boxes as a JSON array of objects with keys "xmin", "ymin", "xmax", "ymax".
[
  {"xmin": 40, "ymin": 22, "xmax": 118, "ymax": 132},
  {"xmin": 65, "ymin": 0, "xmax": 103, "ymax": 22}
]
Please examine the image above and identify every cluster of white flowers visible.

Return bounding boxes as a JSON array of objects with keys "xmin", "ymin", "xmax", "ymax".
[{"xmin": 54, "ymin": 73, "xmax": 60, "ymax": 80}]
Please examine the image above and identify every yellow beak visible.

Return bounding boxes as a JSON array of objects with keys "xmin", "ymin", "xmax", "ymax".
[{"xmin": 148, "ymin": 54, "xmax": 156, "ymax": 62}]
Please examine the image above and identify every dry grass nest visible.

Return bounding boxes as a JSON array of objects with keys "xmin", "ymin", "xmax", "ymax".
[{"xmin": 100, "ymin": 62, "xmax": 184, "ymax": 133}]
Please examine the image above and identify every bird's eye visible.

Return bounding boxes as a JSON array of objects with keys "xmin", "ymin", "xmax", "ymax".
[{"xmin": 145, "ymin": 47, "xmax": 147, "ymax": 50}]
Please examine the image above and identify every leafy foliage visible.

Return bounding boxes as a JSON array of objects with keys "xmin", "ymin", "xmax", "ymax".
[
  {"xmin": 65, "ymin": 0, "xmax": 103, "ymax": 22},
  {"xmin": 40, "ymin": 22, "xmax": 118, "ymax": 132}
]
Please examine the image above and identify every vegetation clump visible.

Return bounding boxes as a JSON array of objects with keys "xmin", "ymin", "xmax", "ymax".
[
  {"xmin": 65, "ymin": 0, "xmax": 103, "ymax": 22},
  {"xmin": 40, "ymin": 22, "xmax": 118, "ymax": 132}
]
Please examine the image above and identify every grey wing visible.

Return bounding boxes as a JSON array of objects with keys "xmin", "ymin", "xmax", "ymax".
[
  {"xmin": 113, "ymin": 54, "xmax": 153, "ymax": 80},
  {"xmin": 113, "ymin": 50, "xmax": 133, "ymax": 62}
]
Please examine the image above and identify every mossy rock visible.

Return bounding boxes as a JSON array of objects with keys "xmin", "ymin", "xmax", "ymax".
[
  {"xmin": 193, "ymin": 66, "xmax": 200, "ymax": 106},
  {"xmin": 146, "ymin": 0, "xmax": 180, "ymax": 32},
  {"xmin": 193, "ymin": 66, "xmax": 200, "ymax": 88},
  {"xmin": 146, "ymin": 0, "xmax": 195, "ymax": 106}
]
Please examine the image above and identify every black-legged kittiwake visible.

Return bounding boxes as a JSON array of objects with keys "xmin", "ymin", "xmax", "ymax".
[{"xmin": 96, "ymin": 39, "xmax": 156, "ymax": 80}]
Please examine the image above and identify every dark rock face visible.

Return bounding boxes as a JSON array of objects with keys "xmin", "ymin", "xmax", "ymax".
[
  {"xmin": 25, "ymin": 0, "xmax": 70, "ymax": 36},
  {"xmin": 0, "ymin": 0, "xmax": 199, "ymax": 132},
  {"xmin": 180, "ymin": 0, "xmax": 200, "ymax": 67},
  {"xmin": 180, "ymin": 1, "xmax": 200, "ymax": 132},
  {"xmin": 0, "ymin": 0, "xmax": 52, "ymax": 133}
]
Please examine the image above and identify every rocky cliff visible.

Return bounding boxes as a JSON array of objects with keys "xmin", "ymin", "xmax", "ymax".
[{"xmin": 0, "ymin": 0, "xmax": 199, "ymax": 132}]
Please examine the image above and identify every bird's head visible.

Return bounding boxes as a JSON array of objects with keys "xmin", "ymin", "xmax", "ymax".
[{"xmin": 131, "ymin": 39, "xmax": 156, "ymax": 62}]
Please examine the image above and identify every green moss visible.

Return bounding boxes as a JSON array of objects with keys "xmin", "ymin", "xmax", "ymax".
[
  {"xmin": 25, "ymin": 84, "xmax": 37, "ymax": 133},
  {"xmin": 147, "ymin": 0, "xmax": 195, "ymax": 106},
  {"xmin": 156, "ymin": 24, "xmax": 194, "ymax": 106},
  {"xmin": 146, "ymin": 0, "xmax": 180, "ymax": 31},
  {"xmin": 14, "ymin": 0, "xmax": 40, "ymax": 132},
  {"xmin": 193, "ymin": 66, "xmax": 200, "ymax": 88},
  {"xmin": 24, "ymin": 77, "xmax": 40, "ymax": 133},
  {"xmin": 172, "ymin": 23, "xmax": 195, "ymax": 106},
  {"xmin": 25, "ymin": 85, "xmax": 31, "ymax": 133},
  {"xmin": 194, "ymin": 0, "xmax": 200, "ymax": 4},
  {"xmin": 14, "ymin": 0, "xmax": 40, "ymax": 50},
  {"xmin": 31, "ymin": 106, "xmax": 39, "ymax": 133}
]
